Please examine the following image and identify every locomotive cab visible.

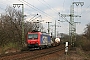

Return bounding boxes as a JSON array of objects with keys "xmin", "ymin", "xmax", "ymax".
[{"xmin": 27, "ymin": 32, "xmax": 40, "ymax": 48}]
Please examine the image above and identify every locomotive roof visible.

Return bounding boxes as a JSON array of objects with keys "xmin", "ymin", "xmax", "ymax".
[{"xmin": 28, "ymin": 31, "xmax": 49, "ymax": 36}]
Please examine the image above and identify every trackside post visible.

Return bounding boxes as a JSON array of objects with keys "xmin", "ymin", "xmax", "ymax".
[{"xmin": 65, "ymin": 42, "xmax": 68, "ymax": 55}]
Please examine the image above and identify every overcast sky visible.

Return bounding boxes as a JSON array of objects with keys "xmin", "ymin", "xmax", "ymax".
[{"xmin": 0, "ymin": 0, "xmax": 90, "ymax": 35}]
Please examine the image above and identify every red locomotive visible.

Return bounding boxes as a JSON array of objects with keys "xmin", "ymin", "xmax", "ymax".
[{"xmin": 26, "ymin": 30, "xmax": 53, "ymax": 49}]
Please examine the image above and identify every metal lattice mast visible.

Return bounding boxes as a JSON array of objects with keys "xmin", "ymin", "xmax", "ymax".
[
  {"xmin": 55, "ymin": 20, "xmax": 56, "ymax": 38},
  {"xmin": 51, "ymin": 20, "xmax": 61, "ymax": 38},
  {"xmin": 70, "ymin": 2, "xmax": 84, "ymax": 47},
  {"xmin": 59, "ymin": 2, "xmax": 84, "ymax": 47},
  {"xmin": 70, "ymin": 3, "xmax": 74, "ymax": 46},
  {"xmin": 46, "ymin": 22, "xmax": 52, "ymax": 35}
]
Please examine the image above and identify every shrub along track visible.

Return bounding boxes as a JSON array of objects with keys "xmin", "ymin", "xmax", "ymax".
[{"xmin": 0, "ymin": 44, "xmax": 65, "ymax": 60}]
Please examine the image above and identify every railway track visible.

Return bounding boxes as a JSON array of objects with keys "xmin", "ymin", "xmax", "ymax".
[
  {"xmin": 21, "ymin": 46, "xmax": 65, "ymax": 60},
  {"xmin": 0, "ymin": 44, "xmax": 65, "ymax": 60}
]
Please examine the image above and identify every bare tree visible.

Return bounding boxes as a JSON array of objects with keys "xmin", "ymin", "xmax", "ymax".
[
  {"xmin": 0, "ymin": 6, "xmax": 22, "ymax": 47},
  {"xmin": 84, "ymin": 23, "xmax": 90, "ymax": 40},
  {"xmin": 0, "ymin": 6, "xmax": 44, "ymax": 48}
]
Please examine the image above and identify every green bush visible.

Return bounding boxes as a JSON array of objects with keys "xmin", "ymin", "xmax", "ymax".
[
  {"xmin": 81, "ymin": 40, "xmax": 90, "ymax": 51},
  {"xmin": 0, "ymin": 42, "xmax": 22, "ymax": 54},
  {"xmin": 75, "ymin": 36, "xmax": 90, "ymax": 51}
]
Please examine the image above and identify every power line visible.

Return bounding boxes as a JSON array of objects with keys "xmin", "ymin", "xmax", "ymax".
[
  {"xmin": 29, "ymin": 14, "xmax": 38, "ymax": 21},
  {"xmin": 18, "ymin": 0, "xmax": 39, "ymax": 12},
  {"xmin": 80, "ymin": 4, "xmax": 90, "ymax": 15},
  {"xmin": 4, "ymin": 0, "xmax": 57, "ymax": 22},
  {"xmin": 31, "ymin": 15, "xmax": 41, "ymax": 21},
  {"xmin": 18, "ymin": 0, "xmax": 56, "ymax": 20},
  {"xmin": 41, "ymin": 0, "xmax": 58, "ymax": 13},
  {"xmin": 18, "ymin": 0, "xmax": 42, "ymax": 22}
]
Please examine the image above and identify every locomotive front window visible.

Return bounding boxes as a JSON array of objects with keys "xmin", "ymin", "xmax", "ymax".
[{"xmin": 28, "ymin": 34, "xmax": 38, "ymax": 39}]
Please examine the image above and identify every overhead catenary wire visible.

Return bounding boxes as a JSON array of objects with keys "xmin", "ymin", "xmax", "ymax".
[
  {"xmin": 80, "ymin": 4, "xmax": 90, "ymax": 15},
  {"xmin": 18, "ymin": 0, "xmax": 40, "ymax": 12},
  {"xmin": 41, "ymin": 0, "xmax": 58, "ymax": 14},
  {"xmin": 22, "ymin": 0, "xmax": 56, "ymax": 20},
  {"xmin": 18, "ymin": 0, "xmax": 49, "ymax": 21},
  {"xmin": 31, "ymin": 15, "xmax": 41, "ymax": 21},
  {"xmin": 18, "ymin": 0, "xmax": 56, "ymax": 20},
  {"xmin": 4, "ymin": 0, "xmax": 39, "ymax": 22},
  {"xmin": 29, "ymin": 14, "xmax": 38, "ymax": 21}
]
